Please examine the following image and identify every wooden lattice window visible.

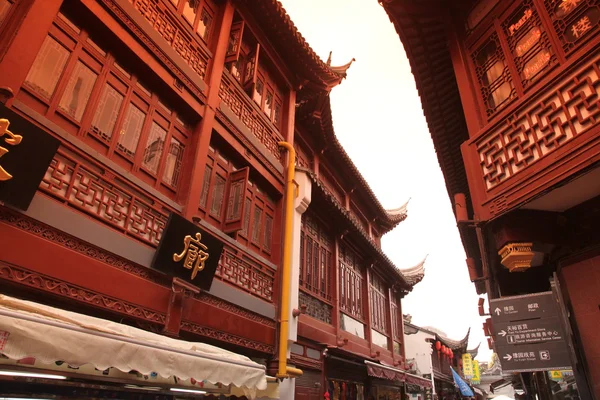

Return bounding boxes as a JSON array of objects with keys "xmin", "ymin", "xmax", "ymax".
[
  {"xmin": 299, "ymin": 211, "xmax": 333, "ymax": 302},
  {"xmin": 225, "ymin": 16, "xmax": 284, "ymax": 131},
  {"xmin": 391, "ymin": 296, "xmax": 402, "ymax": 341},
  {"xmin": 544, "ymin": 0, "xmax": 600, "ymax": 53},
  {"xmin": 339, "ymin": 244, "xmax": 364, "ymax": 321},
  {"xmin": 501, "ymin": 0, "xmax": 556, "ymax": 87},
  {"xmin": 471, "ymin": 33, "xmax": 516, "ymax": 116},
  {"xmin": 169, "ymin": 0, "xmax": 216, "ymax": 44},
  {"xmin": 198, "ymin": 145, "xmax": 276, "ymax": 259},
  {"xmin": 21, "ymin": 11, "xmax": 191, "ymax": 196},
  {"xmin": 369, "ymin": 273, "xmax": 389, "ymax": 334}
]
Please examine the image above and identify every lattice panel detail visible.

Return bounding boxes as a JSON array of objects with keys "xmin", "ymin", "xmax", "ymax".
[
  {"xmin": 40, "ymin": 150, "xmax": 169, "ymax": 246},
  {"xmin": 477, "ymin": 54, "xmax": 600, "ymax": 189},
  {"xmin": 129, "ymin": 0, "xmax": 209, "ymax": 78},
  {"xmin": 219, "ymin": 71, "xmax": 284, "ymax": 161},
  {"xmin": 299, "ymin": 290, "xmax": 332, "ymax": 324},
  {"xmin": 215, "ymin": 246, "xmax": 275, "ymax": 301}
]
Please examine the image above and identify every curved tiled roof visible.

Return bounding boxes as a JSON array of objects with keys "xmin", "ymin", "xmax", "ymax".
[
  {"xmin": 316, "ymin": 96, "xmax": 410, "ymax": 232},
  {"xmin": 304, "ymin": 171, "xmax": 423, "ymax": 293},
  {"xmin": 400, "ymin": 255, "xmax": 426, "ymax": 286},
  {"xmin": 241, "ymin": 0, "xmax": 351, "ymax": 89},
  {"xmin": 381, "ymin": 0, "xmax": 485, "ymax": 293}
]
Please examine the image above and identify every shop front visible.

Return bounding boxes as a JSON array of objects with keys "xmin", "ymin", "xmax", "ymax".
[{"xmin": 0, "ymin": 294, "xmax": 278, "ymax": 399}]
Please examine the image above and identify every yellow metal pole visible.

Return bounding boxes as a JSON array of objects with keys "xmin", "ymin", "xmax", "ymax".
[{"xmin": 277, "ymin": 141, "xmax": 303, "ymax": 379}]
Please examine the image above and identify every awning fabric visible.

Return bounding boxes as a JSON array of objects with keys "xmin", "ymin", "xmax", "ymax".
[
  {"xmin": 490, "ymin": 378, "xmax": 512, "ymax": 393},
  {"xmin": 0, "ymin": 294, "xmax": 268, "ymax": 398},
  {"xmin": 365, "ymin": 361, "xmax": 432, "ymax": 389}
]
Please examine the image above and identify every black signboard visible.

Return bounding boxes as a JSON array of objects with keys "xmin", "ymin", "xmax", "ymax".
[
  {"xmin": 494, "ymin": 316, "xmax": 565, "ymax": 346},
  {"xmin": 489, "ymin": 292, "xmax": 556, "ymax": 322},
  {"xmin": 491, "ymin": 291, "xmax": 572, "ymax": 373},
  {"xmin": 495, "ymin": 341, "xmax": 571, "ymax": 372},
  {"xmin": 0, "ymin": 103, "xmax": 60, "ymax": 210},
  {"xmin": 151, "ymin": 213, "xmax": 224, "ymax": 291}
]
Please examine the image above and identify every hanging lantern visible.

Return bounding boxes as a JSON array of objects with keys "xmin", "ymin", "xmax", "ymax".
[
  {"xmin": 449, "ymin": 349, "xmax": 453, "ymax": 358},
  {"xmin": 435, "ymin": 341, "xmax": 441, "ymax": 351},
  {"xmin": 441, "ymin": 345, "xmax": 446, "ymax": 354}
]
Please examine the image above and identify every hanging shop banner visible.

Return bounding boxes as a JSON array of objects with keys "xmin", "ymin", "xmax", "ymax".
[
  {"xmin": 471, "ymin": 360, "xmax": 481, "ymax": 384},
  {"xmin": 461, "ymin": 353, "xmax": 474, "ymax": 379},
  {"xmin": 151, "ymin": 213, "xmax": 224, "ymax": 290},
  {"xmin": 0, "ymin": 103, "xmax": 60, "ymax": 211}
]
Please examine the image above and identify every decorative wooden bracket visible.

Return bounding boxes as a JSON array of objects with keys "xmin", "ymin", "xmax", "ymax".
[{"xmin": 163, "ymin": 278, "xmax": 200, "ymax": 337}]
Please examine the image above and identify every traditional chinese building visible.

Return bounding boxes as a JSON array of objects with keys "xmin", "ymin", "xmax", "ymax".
[
  {"xmin": 404, "ymin": 322, "xmax": 475, "ymax": 400},
  {"xmin": 383, "ymin": 0, "xmax": 600, "ymax": 398},
  {"xmin": 0, "ymin": 0, "xmax": 423, "ymax": 398}
]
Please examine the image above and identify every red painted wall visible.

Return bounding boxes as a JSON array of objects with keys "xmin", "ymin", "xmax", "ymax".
[{"xmin": 560, "ymin": 255, "xmax": 600, "ymax": 398}]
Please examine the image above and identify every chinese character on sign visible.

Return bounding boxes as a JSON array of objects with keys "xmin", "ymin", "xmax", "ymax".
[
  {"xmin": 0, "ymin": 119, "xmax": 23, "ymax": 181},
  {"xmin": 528, "ymin": 303, "xmax": 539, "ymax": 310},
  {"xmin": 571, "ymin": 16, "xmax": 592, "ymax": 39},
  {"xmin": 173, "ymin": 232, "xmax": 210, "ymax": 280},
  {"xmin": 559, "ymin": 0, "xmax": 580, "ymax": 14}
]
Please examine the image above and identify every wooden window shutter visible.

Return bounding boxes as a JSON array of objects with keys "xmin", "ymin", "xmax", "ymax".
[
  {"xmin": 223, "ymin": 167, "xmax": 249, "ymax": 233},
  {"xmin": 243, "ymin": 43, "xmax": 260, "ymax": 93},
  {"xmin": 225, "ymin": 20, "xmax": 244, "ymax": 64}
]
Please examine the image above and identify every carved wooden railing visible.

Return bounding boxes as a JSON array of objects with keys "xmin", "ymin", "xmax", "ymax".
[
  {"xmin": 218, "ymin": 70, "xmax": 284, "ymax": 161},
  {"xmin": 128, "ymin": 0, "xmax": 211, "ymax": 79},
  {"xmin": 40, "ymin": 148, "xmax": 275, "ymax": 302},
  {"xmin": 216, "ymin": 244, "xmax": 275, "ymax": 302},
  {"xmin": 466, "ymin": 51, "xmax": 600, "ymax": 217},
  {"xmin": 41, "ymin": 149, "xmax": 170, "ymax": 246}
]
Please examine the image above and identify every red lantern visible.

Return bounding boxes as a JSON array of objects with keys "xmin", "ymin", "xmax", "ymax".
[
  {"xmin": 435, "ymin": 341, "xmax": 441, "ymax": 351},
  {"xmin": 450, "ymin": 349, "xmax": 453, "ymax": 358},
  {"xmin": 441, "ymin": 345, "xmax": 446, "ymax": 354}
]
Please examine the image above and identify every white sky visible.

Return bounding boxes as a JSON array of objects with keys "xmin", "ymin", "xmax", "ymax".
[{"xmin": 279, "ymin": 0, "xmax": 491, "ymax": 361}]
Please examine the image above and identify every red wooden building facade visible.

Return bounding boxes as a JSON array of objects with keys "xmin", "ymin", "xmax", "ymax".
[
  {"xmin": 0, "ymin": 0, "xmax": 422, "ymax": 398},
  {"xmin": 383, "ymin": 0, "xmax": 600, "ymax": 398}
]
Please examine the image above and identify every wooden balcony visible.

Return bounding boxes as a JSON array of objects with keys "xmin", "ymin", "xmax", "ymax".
[
  {"xmin": 218, "ymin": 70, "xmax": 284, "ymax": 162},
  {"xmin": 463, "ymin": 51, "xmax": 600, "ymax": 220},
  {"xmin": 128, "ymin": 0, "xmax": 211, "ymax": 80},
  {"xmin": 40, "ymin": 148, "xmax": 275, "ymax": 303}
]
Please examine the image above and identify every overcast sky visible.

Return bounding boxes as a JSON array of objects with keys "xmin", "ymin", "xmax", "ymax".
[{"xmin": 279, "ymin": 0, "xmax": 491, "ymax": 361}]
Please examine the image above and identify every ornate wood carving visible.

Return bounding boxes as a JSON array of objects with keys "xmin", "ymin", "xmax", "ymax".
[
  {"xmin": 0, "ymin": 262, "xmax": 167, "ymax": 324},
  {"xmin": 476, "ymin": 52, "xmax": 600, "ymax": 190},
  {"xmin": 218, "ymin": 71, "xmax": 284, "ymax": 162},
  {"xmin": 215, "ymin": 245, "xmax": 275, "ymax": 302},
  {"xmin": 41, "ymin": 149, "xmax": 170, "ymax": 247},
  {"xmin": 180, "ymin": 321, "xmax": 274, "ymax": 354},
  {"xmin": 215, "ymin": 107, "xmax": 283, "ymax": 180},
  {"xmin": 0, "ymin": 206, "xmax": 169, "ymax": 285},
  {"xmin": 98, "ymin": 0, "xmax": 208, "ymax": 102}
]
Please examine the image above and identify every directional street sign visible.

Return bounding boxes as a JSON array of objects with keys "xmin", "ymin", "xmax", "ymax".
[
  {"xmin": 495, "ymin": 341, "xmax": 571, "ymax": 372},
  {"xmin": 494, "ymin": 316, "xmax": 565, "ymax": 346},
  {"xmin": 490, "ymin": 292, "xmax": 556, "ymax": 322},
  {"xmin": 490, "ymin": 291, "xmax": 572, "ymax": 373}
]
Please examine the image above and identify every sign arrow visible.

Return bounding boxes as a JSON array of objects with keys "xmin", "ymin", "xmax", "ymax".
[
  {"xmin": 498, "ymin": 330, "xmax": 507, "ymax": 337},
  {"xmin": 503, "ymin": 354, "xmax": 513, "ymax": 361},
  {"xmin": 495, "ymin": 307, "xmax": 501, "ymax": 316}
]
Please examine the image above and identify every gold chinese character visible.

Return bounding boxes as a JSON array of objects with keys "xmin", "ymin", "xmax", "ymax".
[
  {"xmin": 173, "ymin": 232, "xmax": 209, "ymax": 280},
  {"xmin": 559, "ymin": 0, "xmax": 580, "ymax": 14},
  {"xmin": 571, "ymin": 16, "xmax": 592, "ymax": 39},
  {"xmin": 0, "ymin": 119, "xmax": 23, "ymax": 181}
]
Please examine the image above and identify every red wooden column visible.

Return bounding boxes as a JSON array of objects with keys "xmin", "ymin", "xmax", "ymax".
[
  {"xmin": 0, "ymin": 0, "xmax": 64, "ymax": 98},
  {"xmin": 332, "ymin": 235, "xmax": 341, "ymax": 339},
  {"xmin": 182, "ymin": 0, "xmax": 234, "ymax": 219},
  {"xmin": 364, "ymin": 265, "xmax": 373, "ymax": 355},
  {"xmin": 386, "ymin": 287, "xmax": 395, "ymax": 358}
]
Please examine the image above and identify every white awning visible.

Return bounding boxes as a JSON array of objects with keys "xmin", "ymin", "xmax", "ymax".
[{"xmin": 0, "ymin": 294, "xmax": 270, "ymax": 398}]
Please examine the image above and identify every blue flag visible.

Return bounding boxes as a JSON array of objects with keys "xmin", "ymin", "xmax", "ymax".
[{"xmin": 451, "ymin": 367, "xmax": 474, "ymax": 397}]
